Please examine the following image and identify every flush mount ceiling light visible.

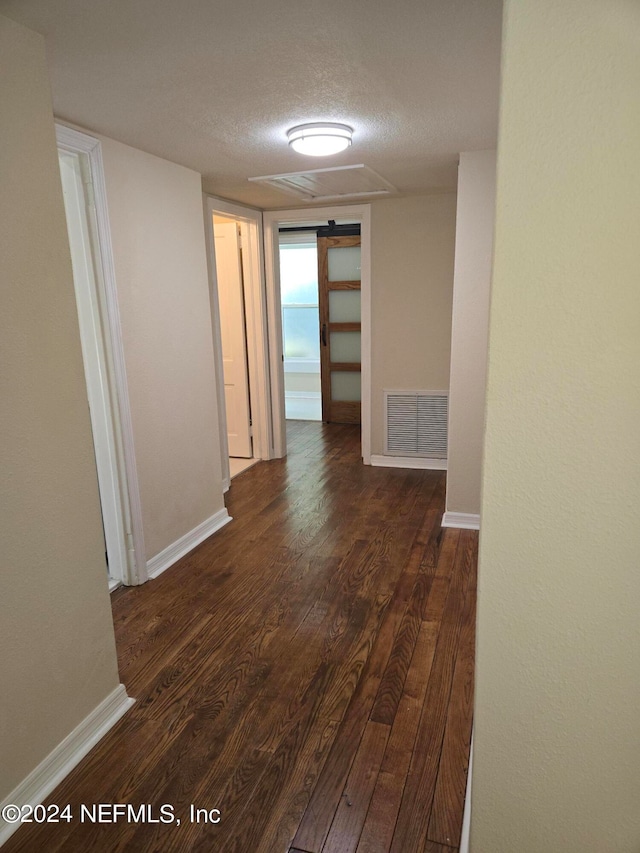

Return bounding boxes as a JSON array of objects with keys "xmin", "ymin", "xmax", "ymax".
[{"xmin": 287, "ymin": 122, "xmax": 353, "ymax": 157}]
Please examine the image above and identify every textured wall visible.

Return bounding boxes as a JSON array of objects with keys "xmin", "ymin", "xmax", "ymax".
[
  {"xmin": 445, "ymin": 150, "xmax": 496, "ymax": 517},
  {"xmin": 370, "ymin": 194, "xmax": 456, "ymax": 456},
  {"xmin": 0, "ymin": 15, "xmax": 121, "ymax": 799},
  {"xmin": 99, "ymin": 136, "xmax": 225, "ymax": 561},
  {"xmin": 473, "ymin": 1, "xmax": 640, "ymax": 850}
]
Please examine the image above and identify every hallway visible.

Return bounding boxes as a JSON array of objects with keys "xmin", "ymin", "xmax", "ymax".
[{"xmin": 6, "ymin": 422, "xmax": 476, "ymax": 853}]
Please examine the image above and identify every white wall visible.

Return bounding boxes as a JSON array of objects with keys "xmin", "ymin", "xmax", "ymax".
[
  {"xmin": 370, "ymin": 194, "xmax": 457, "ymax": 455},
  {"xmin": 98, "ymin": 137, "xmax": 225, "ymax": 562},
  {"xmin": 0, "ymin": 14, "xmax": 121, "ymax": 800},
  {"xmin": 473, "ymin": 1, "xmax": 640, "ymax": 850},
  {"xmin": 284, "ymin": 371, "xmax": 321, "ymax": 394},
  {"xmin": 445, "ymin": 150, "xmax": 496, "ymax": 520}
]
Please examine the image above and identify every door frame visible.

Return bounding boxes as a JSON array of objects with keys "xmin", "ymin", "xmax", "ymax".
[
  {"xmin": 203, "ymin": 196, "xmax": 273, "ymax": 490},
  {"xmin": 262, "ymin": 204, "xmax": 372, "ymax": 463},
  {"xmin": 56, "ymin": 124, "xmax": 146, "ymax": 587}
]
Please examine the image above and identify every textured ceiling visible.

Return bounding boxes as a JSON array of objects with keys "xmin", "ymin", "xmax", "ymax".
[{"xmin": 2, "ymin": 0, "xmax": 503, "ymax": 208}]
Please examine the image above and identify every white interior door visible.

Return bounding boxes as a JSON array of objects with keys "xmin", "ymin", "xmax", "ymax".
[{"xmin": 214, "ymin": 221, "xmax": 253, "ymax": 458}]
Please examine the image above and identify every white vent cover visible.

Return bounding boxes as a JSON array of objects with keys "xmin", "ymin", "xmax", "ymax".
[
  {"xmin": 384, "ymin": 390, "xmax": 448, "ymax": 458},
  {"xmin": 248, "ymin": 163, "xmax": 396, "ymax": 203}
]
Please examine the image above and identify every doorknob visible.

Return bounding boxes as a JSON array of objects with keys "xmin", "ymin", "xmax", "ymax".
[{"xmin": 321, "ymin": 323, "xmax": 327, "ymax": 346}]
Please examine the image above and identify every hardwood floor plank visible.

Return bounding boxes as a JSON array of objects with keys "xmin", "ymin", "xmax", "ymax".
[
  {"xmin": 19, "ymin": 711, "xmax": 199, "ymax": 853},
  {"xmin": 321, "ymin": 721, "xmax": 390, "ymax": 853},
  {"xmin": 354, "ymin": 768, "xmax": 404, "ymax": 853},
  {"xmin": 420, "ymin": 478, "xmax": 447, "ymax": 567},
  {"xmin": 247, "ymin": 718, "xmax": 340, "ymax": 853},
  {"xmin": 389, "ymin": 530, "xmax": 476, "ymax": 853},
  {"xmin": 0, "ymin": 715, "xmax": 174, "ymax": 853},
  {"xmin": 210, "ymin": 665, "xmax": 337, "ymax": 853},
  {"xmin": 420, "ymin": 843, "xmax": 458, "ymax": 853},
  {"xmin": 118, "ymin": 563, "xmax": 349, "ymax": 844},
  {"xmin": 148, "ymin": 537, "xmax": 393, "ymax": 848},
  {"xmin": 113, "ymin": 571, "xmax": 351, "ymax": 849},
  {"xmin": 3, "ymin": 423, "xmax": 476, "ymax": 853},
  {"xmin": 291, "ymin": 521, "xmax": 436, "ymax": 852},
  {"xmin": 289, "ymin": 647, "xmax": 387, "ymax": 851},
  {"xmin": 427, "ymin": 581, "xmax": 476, "ymax": 846},
  {"xmin": 183, "ymin": 539, "xmax": 398, "ymax": 849},
  {"xmin": 356, "ymin": 620, "xmax": 441, "ymax": 853},
  {"xmin": 369, "ymin": 552, "xmax": 436, "ymax": 725},
  {"xmin": 422, "ymin": 527, "xmax": 460, "ymax": 621}
]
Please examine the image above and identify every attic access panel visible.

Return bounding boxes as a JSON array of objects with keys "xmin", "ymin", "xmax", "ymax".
[{"xmin": 248, "ymin": 164, "xmax": 396, "ymax": 203}]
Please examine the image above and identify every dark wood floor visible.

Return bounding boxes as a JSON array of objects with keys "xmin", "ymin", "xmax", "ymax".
[{"xmin": 5, "ymin": 422, "xmax": 476, "ymax": 853}]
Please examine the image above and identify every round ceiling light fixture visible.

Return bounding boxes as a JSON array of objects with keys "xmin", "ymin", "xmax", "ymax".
[{"xmin": 287, "ymin": 122, "xmax": 353, "ymax": 156}]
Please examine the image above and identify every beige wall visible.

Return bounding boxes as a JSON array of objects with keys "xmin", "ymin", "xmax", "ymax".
[
  {"xmin": 473, "ymin": 1, "xmax": 640, "ymax": 851},
  {"xmin": 98, "ymin": 137, "xmax": 225, "ymax": 561},
  {"xmin": 0, "ymin": 15, "xmax": 121, "ymax": 799},
  {"xmin": 370, "ymin": 194, "xmax": 456, "ymax": 455},
  {"xmin": 445, "ymin": 150, "xmax": 496, "ymax": 517}
]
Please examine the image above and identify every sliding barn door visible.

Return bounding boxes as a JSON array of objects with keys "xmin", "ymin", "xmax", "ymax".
[{"xmin": 317, "ymin": 234, "xmax": 361, "ymax": 424}]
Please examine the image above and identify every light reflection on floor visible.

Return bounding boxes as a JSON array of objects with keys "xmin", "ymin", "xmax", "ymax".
[{"xmin": 229, "ymin": 457, "xmax": 259, "ymax": 478}]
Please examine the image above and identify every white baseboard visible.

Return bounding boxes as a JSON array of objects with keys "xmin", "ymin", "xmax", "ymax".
[
  {"xmin": 147, "ymin": 508, "xmax": 232, "ymax": 579},
  {"xmin": 460, "ymin": 731, "xmax": 473, "ymax": 853},
  {"xmin": 370, "ymin": 454, "xmax": 447, "ymax": 471},
  {"xmin": 442, "ymin": 511, "xmax": 480, "ymax": 530},
  {"xmin": 0, "ymin": 684, "xmax": 134, "ymax": 846}
]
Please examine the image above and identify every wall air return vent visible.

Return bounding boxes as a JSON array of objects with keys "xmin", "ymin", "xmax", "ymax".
[
  {"xmin": 248, "ymin": 164, "xmax": 396, "ymax": 203},
  {"xmin": 384, "ymin": 390, "xmax": 448, "ymax": 458}
]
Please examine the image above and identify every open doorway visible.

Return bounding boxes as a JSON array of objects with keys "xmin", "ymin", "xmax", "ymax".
[
  {"xmin": 278, "ymin": 223, "xmax": 362, "ymax": 424},
  {"xmin": 213, "ymin": 215, "xmax": 255, "ymax": 476},
  {"xmin": 263, "ymin": 204, "xmax": 372, "ymax": 463},
  {"xmin": 279, "ymin": 233, "xmax": 322, "ymax": 421},
  {"xmin": 204, "ymin": 197, "xmax": 273, "ymax": 491}
]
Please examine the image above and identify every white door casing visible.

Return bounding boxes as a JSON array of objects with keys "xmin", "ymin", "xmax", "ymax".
[
  {"xmin": 214, "ymin": 221, "xmax": 253, "ymax": 458},
  {"xmin": 56, "ymin": 125, "xmax": 146, "ymax": 586}
]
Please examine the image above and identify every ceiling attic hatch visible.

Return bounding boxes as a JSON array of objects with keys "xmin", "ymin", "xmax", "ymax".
[{"xmin": 248, "ymin": 164, "xmax": 396, "ymax": 203}]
